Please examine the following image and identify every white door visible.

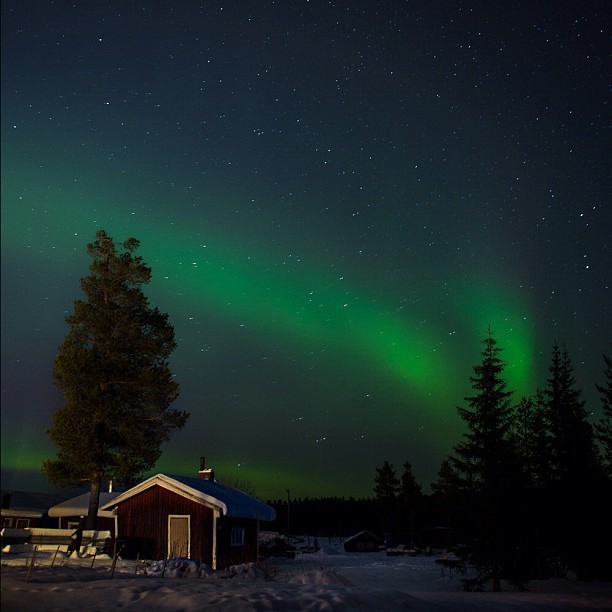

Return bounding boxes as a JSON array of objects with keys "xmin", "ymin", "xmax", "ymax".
[{"xmin": 167, "ymin": 515, "xmax": 190, "ymax": 559}]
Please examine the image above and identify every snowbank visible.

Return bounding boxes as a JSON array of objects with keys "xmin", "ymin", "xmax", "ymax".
[
  {"xmin": 2, "ymin": 540, "xmax": 611, "ymax": 610},
  {"xmin": 142, "ymin": 559, "xmax": 269, "ymax": 581}
]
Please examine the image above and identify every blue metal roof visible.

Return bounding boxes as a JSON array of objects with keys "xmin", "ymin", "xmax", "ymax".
[{"xmin": 170, "ymin": 475, "xmax": 276, "ymax": 521}]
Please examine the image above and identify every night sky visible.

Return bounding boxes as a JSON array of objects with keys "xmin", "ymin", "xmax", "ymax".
[{"xmin": 1, "ymin": 1, "xmax": 610, "ymax": 501}]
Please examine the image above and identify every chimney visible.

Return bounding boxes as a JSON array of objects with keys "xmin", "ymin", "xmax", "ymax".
[{"xmin": 197, "ymin": 457, "xmax": 214, "ymax": 481}]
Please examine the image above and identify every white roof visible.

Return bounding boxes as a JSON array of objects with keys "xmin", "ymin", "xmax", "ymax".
[
  {"xmin": 344, "ymin": 530, "xmax": 384, "ymax": 544},
  {"xmin": 48, "ymin": 492, "xmax": 121, "ymax": 518},
  {"xmin": 100, "ymin": 474, "xmax": 276, "ymax": 521}
]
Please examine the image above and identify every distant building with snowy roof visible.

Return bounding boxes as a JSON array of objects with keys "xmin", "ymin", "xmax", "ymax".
[
  {"xmin": 344, "ymin": 530, "xmax": 385, "ymax": 552},
  {"xmin": 48, "ymin": 491, "xmax": 121, "ymax": 532},
  {"xmin": 1, "ymin": 490, "xmax": 64, "ymax": 529}
]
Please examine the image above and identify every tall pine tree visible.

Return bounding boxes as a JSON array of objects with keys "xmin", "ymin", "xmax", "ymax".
[
  {"xmin": 374, "ymin": 460, "xmax": 400, "ymax": 534},
  {"xmin": 593, "ymin": 351, "xmax": 612, "ymax": 579},
  {"xmin": 594, "ymin": 351, "xmax": 612, "ymax": 481},
  {"xmin": 540, "ymin": 343, "xmax": 603, "ymax": 578},
  {"xmin": 431, "ymin": 457, "xmax": 461, "ymax": 549},
  {"xmin": 511, "ymin": 394, "xmax": 551, "ymax": 489},
  {"xmin": 399, "ymin": 461, "xmax": 422, "ymax": 548},
  {"xmin": 543, "ymin": 343, "xmax": 598, "ymax": 487},
  {"xmin": 374, "ymin": 460, "xmax": 399, "ymax": 501},
  {"xmin": 452, "ymin": 328, "xmax": 520, "ymax": 591},
  {"xmin": 511, "ymin": 396, "xmax": 539, "ymax": 486},
  {"xmin": 453, "ymin": 329, "xmax": 516, "ymax": 494},
  {"xmin": 530, "ymin": 389, "xmax": 554, "ymax": 488},
  {"xmin": 400, "ymin": 461, "xmax": 422, "ymax": 502},
  {"xmin": 43, "ymin": 230, "xmax": 189, "ymax": 528}
]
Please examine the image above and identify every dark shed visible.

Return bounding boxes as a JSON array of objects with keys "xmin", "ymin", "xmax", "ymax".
[
  {"xmin": 1, "ymin": 491, "xmax": 64, "ymax": 529},
  {"xmin": 344, "ymin": 530, "xmax": 385, "ymax": 552}
]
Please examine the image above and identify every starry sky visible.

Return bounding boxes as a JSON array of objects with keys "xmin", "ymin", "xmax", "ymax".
[{"xmin": 1, "ymin": 1, "xmax": 610, "ymax": 501}]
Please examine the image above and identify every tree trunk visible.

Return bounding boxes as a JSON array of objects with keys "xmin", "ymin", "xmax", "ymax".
[{"xmin": 86, "ymin": 475, "xmax": 102, "ymax": 530}]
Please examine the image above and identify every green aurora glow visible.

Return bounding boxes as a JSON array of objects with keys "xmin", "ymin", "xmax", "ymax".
[
  {"xmin": 2, "ymin": 0, "xmax": 608, "ymax": 500},
  {"xmin": 2, "ymin": 181, "xmax": 537, "ymax": 496}
]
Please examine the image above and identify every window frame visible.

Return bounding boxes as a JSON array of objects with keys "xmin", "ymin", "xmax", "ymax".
[{"xmin": 230, "ymin": 527, "xmax": 245, "ymax": 547}]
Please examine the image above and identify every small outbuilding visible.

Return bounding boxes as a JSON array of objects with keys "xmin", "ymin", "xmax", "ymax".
[
  {"xmin": 344, "ymin": 530, "xmax": 385, "ymax": 553},
  {"xmin": 1, "ymin": 491, "xmax": 64, "ymax": 529},
  {"xmin": 48, "ymin": 491, "xmax": 121, "ymax": 533},
  {"xmin": 100, "ymin": 465, "xmax": 275, "ymax": 569}
]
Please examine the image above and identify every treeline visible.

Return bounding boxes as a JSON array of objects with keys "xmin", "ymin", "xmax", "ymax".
[
  {"xmin": 268, "ymin": 334, "xmax": 612, "ymax": 588},
  {"xmin": 266, "ymin": 494, "xmax": 451, "ymax": 548}
]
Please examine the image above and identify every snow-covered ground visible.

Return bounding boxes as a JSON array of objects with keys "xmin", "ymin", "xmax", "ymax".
[{"xmin": 2, "ymin": 539, "xmax": 611, "ymax": 610}]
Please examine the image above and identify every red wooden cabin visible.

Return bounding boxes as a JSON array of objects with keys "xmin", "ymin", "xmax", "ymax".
[{"xmin": 101, "ymin": 467, "xmax": 275, "ymax": 569}]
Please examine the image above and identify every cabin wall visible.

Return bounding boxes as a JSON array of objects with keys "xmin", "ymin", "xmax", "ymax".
[
  {"xmin": 217, "ymin": 516, "xmax": 259, "ymax": 567},
  {"xmin": 344, "ymin": 533, "xmax": 384, "ymax": 552},
  {"xmin": 1, "ymin": 513, "xmax": 46, "ymax": 529},
  {"xmin": 114, "ymin": 485, "xmax": 215, "ymax": 563}
]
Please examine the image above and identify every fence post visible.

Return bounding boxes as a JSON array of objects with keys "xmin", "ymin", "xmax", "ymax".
[
  {"xmin": 25, "ymin": 546, "xmax": 38, "ymax": 582},
  {"xmin": 110, "ymin": 544, "xmax": 124, "ymax": 580},
  {"xmin": 51, "ymin": 545, "xmax": 61, "ymax": 567}
]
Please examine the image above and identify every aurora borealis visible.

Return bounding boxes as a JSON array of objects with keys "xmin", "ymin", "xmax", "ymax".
[{"xmin": 1, "ymin": 1, "xmax": 609, "ymax": 501}]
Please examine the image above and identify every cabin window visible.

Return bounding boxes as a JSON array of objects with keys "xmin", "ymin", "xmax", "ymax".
[
  {"xmin": 3, "ymin": 518, "xmax": 13, "ymax": 528},
  {"xmin": 15, "ymin": 518, "xmax": 30, "ymax": 528},
  {"xmin": 231, "ymin": 527, "xmax": 245, "ymax": 547}
]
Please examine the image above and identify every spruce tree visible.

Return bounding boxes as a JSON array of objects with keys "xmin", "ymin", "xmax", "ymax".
[
  {"xmin": 541, "ymin": 343, "xmax": 601, "ymax": 577},
  {"xmin": 400, "ymin": 461, "xmax": 422, "ymax": 502},
  {"xmin": 374, "ymin": 460, "xmax": 399, "ymax": 501},
  {"xmin": 594, "ymin": 352, "xmax": 612, "ymax": 481},
  {"xmin": 43, "ymin": 230, "xmax": 189, "ymax": 528},
  {"xmin": 512, "ymin": 395, "xmax": 551, "ymax": 488},
  {"xmin": 543, "ymin": 343, "xmax": 598, "ymax": 487},
  {"xmin": 453, "ymin": 329, "xmax": 516, "ymax": 494},
  {"xmin": 452, "ymin": 328, "xmax": 520, "ymax": 591},
  {"xmin": 531, "ymin": 389, "xmax": 553, "ymax": 488},
  {"xmin": 400, "ymin": 461, "xmax": 422, "ymax": 548},
  {"xmin": 512, "ymin": 396, "xmax": 538, "ymax": 486},
  {"xmin": 374, "ymin": 460, "xmax": 400, "ymax": 534},
  {"xmin": 431, "ymin": 457, "xmax": 461, "ymax": 549},
  {"xmin": 593, "ymin": 351, "xmax": 612, "ymax": 579},
  {"xmin": 511, "ymin": 389, "xmax": 557, "ymax": 578}
]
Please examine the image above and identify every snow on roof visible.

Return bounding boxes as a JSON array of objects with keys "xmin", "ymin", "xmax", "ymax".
[
  {"xmin": 48, "ymin": 492, "xmax": 121, "ymax": 518},
  {"xmin": 100, "ymin": 474, "xmax": 276, "ymax": 521},
  {"xmin": 344, "ymin": 530, "xmax": 384, "ymax": 544}
]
